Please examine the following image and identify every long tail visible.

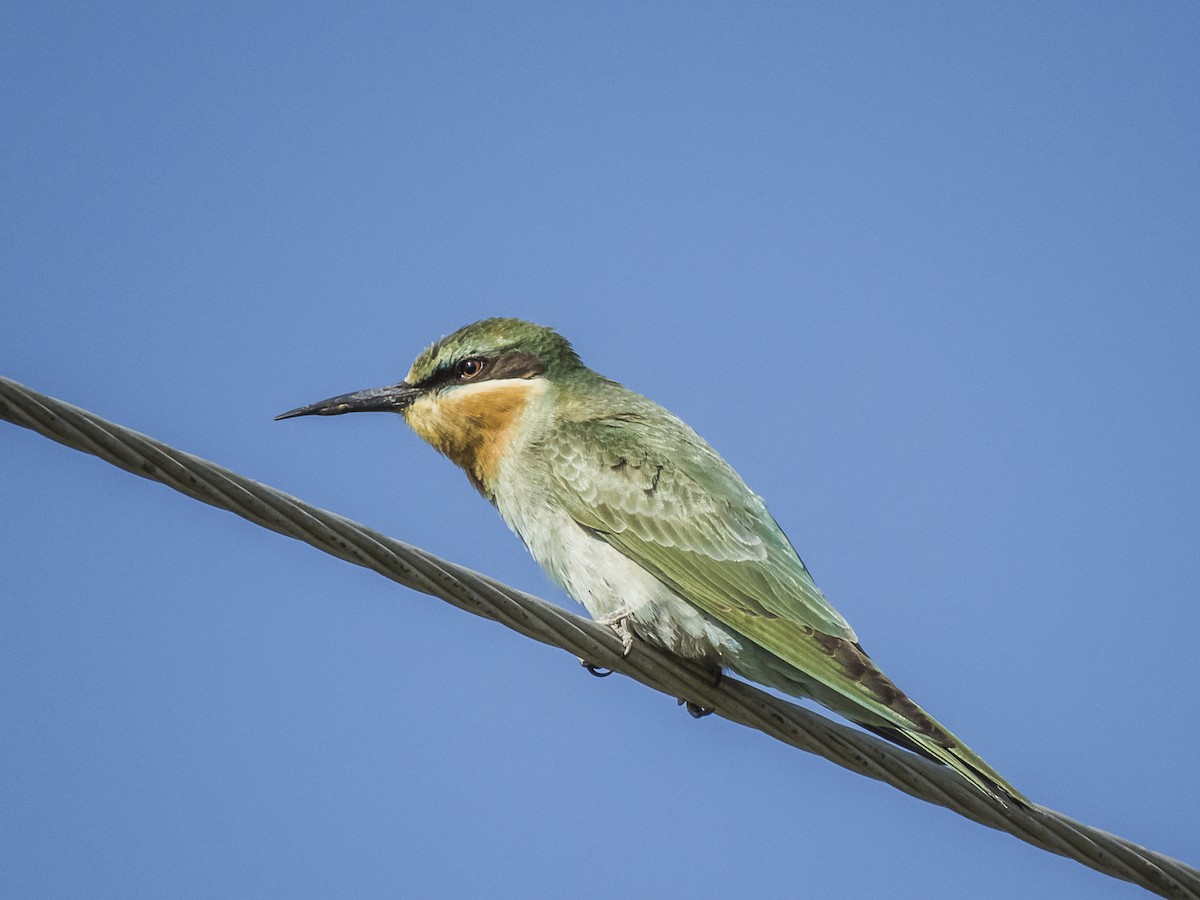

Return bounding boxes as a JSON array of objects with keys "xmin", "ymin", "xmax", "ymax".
[
  {"xmin": 756, "ymin": 632, "xmax": 1030, "ymax": 807},
  {"xmin": 829, "ymin": 639, "xmax": 1030, "ymax": 808},
  {"xmin": 856, "ymin": 719, "xmax": 1030, "ymax": 808},
  {"xmin": 726, "ymin": 625, "xmax": 1029, "ymax": 806}
]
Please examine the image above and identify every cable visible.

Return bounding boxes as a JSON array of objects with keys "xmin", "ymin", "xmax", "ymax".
[{"xmin": 2, "ymin": 374, "xmax": 1196, "ymax": 899}]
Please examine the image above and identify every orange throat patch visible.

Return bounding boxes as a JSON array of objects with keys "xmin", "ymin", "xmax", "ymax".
[{"xmin": 404, "ymin": 379, "xmax": 544, "ymax": 495}]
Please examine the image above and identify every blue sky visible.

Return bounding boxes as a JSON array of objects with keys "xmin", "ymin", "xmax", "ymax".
[{"xmin": 3, "ymin": 3, "xmax": 1198, "ymax": 897}]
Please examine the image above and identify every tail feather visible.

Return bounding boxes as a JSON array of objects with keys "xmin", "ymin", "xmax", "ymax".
[
  {"xmin": 858, "ymin": 721, "xmax": 1030, "ymax": 808},
  {"xmin": 726, "ymin": 628, "xmax": 1029, "ymax": 806},
  {"xmin": 801, "ymin": 636, "xmax": 1031, "ymax": 807}
]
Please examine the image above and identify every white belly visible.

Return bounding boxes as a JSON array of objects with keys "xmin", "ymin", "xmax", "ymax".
[{"xmin": 493, "ymin": 483, "xmax": 745, "ymax": 666}]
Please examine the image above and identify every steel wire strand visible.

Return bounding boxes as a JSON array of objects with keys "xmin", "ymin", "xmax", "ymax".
[{"xmin": 2, "ymin": 375, "xmax": 1197, "ymax": 899}]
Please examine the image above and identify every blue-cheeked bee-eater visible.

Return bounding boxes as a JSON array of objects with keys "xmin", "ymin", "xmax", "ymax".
[{"xmin": 277, "ymin": 317, "xmax": 1027, "ymax": 807}]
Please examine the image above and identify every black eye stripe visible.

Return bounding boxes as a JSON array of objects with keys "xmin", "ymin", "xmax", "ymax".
[
  {"xmin": 422, "ymin": 350, "xmax": 546, "ymax": 390},
  {"xmin": 485, "ymin": 350, "xmax": 545, "ymax": 381}
]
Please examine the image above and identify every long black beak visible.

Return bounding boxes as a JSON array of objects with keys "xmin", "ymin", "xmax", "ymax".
[{"xmin": 275, "ymin": 382, "xmax": 421, "ymax": 421}]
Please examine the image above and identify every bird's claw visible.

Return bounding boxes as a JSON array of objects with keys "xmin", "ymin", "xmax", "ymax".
[
  {"xmin": 677, "ymin": 698, "xmax": 714, "ymax": 718},
  {"xmin": 579, "ymin": 659, "xmax": 613, "ymax": 677},
  {"xmin": 613, "ymin": 618, "xmax": 636, "ymax": 656},
  {"xmin": 597, "ymin": 614, "xmax": 637, "ymax": 656},
  {"xmin": 676, "ymin": 666, "xmax": 721, "ymax": 717}
]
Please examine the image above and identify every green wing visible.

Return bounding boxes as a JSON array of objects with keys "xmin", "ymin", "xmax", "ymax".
[
  {"xmin": 546, "ymin": 408, "xmax": 1025, "ymax": 805},
  {"xmin": 547, "ymin": 414, "xmax": 858, "ymax": 642}
]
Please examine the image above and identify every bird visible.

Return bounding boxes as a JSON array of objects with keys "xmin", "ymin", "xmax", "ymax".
[{"xmin": 276, "ymin": 317, "xmax": 1027, "ymax": 806}]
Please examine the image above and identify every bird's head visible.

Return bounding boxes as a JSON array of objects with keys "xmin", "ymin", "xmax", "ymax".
[{"xmin": 276, "ymin": 317, "xmax": 581, "ymax": 494}]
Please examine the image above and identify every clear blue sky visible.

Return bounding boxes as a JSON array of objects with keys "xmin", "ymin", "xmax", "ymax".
[{"xmin": 4, "ymin": 4, "xmax": 1198, "ymax": 897}]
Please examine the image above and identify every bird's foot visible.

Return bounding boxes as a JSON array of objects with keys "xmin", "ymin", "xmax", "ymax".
[
  {"xmin": 597, "ymin": 613, "xmax": 637, "ymax": 657},
  {"xmin": 579, "ymin": 659, "xmax": 613, "ymax": 677},
  {"xmin": 677, "ymin": 698, "xmax": 714, "ymax": 718}
]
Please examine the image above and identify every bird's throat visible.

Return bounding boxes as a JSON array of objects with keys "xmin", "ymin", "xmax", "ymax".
[{"xmin": 404, "ymin": 379, "xmax": 545, "ymax": 496}]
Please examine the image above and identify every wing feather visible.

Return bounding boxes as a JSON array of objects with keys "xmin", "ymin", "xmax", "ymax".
[{"xmin": 546, "ymin": 414, "xmax": 857, "ymax": 640}]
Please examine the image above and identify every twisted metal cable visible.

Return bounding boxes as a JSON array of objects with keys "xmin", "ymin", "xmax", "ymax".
[{"xmin": 2, "ymin": 373, "xmax": 1196, "ymax": 899}]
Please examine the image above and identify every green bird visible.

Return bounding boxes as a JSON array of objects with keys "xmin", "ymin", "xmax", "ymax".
[{"xmin": 277, "ymin": 317, "xmax": 1027, "ymax": 806}]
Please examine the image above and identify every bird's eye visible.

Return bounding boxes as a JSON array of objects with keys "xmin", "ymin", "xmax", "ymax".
[{"xmin": 457, "ymin": 357, "xmax": 486, "ymax": 379}]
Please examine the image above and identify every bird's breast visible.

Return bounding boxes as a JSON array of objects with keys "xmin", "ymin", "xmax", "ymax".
[{"xmin": 492, "ymin": 472, "xmax": 744, "ymax": 666}]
